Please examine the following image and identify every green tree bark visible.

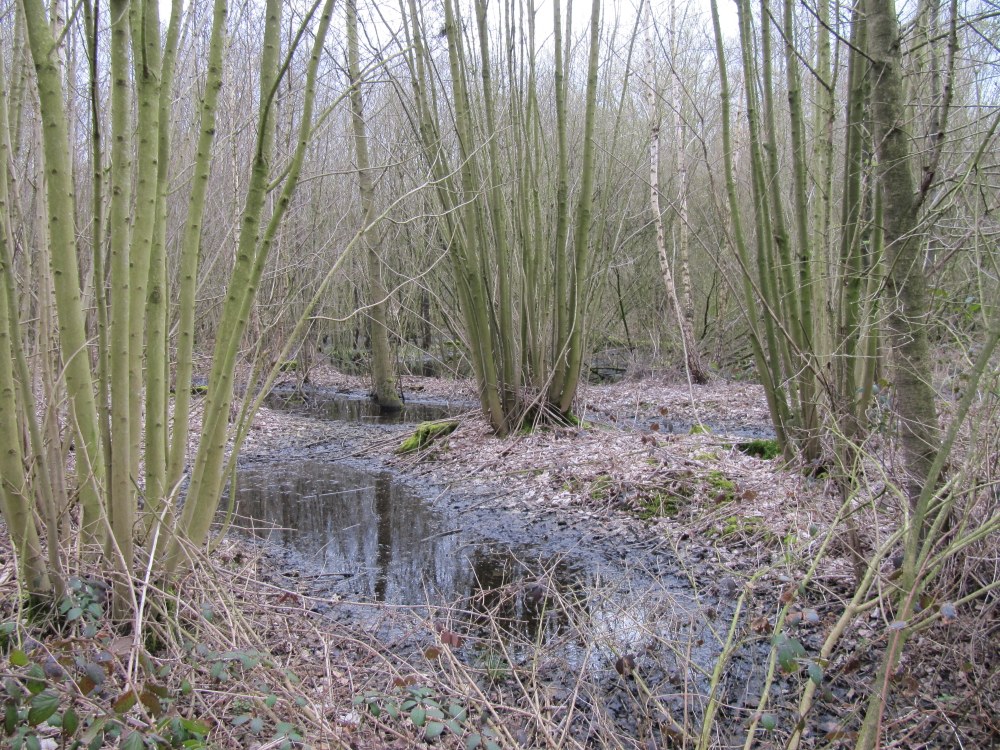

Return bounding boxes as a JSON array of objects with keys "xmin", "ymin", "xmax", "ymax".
[
  {"xmin": 347, "ymin": 0, "xmax": 401, "ymax": 411},
  {"xmin": 170, "ymin": 0, "xmax": 336, "ymax": 564},
  {"xmin": 107, "ymin": 0, "xmax": 134, "ymax": 578},
  {"xmin": 165, "ymin": 0, "xmax": 228, "ymax": 497},
  {"xmin": 21, "ymin": 0, "xmax": 107, "ymax": 549},
  {"xmin": 867, "ymin": 0, "xmax": 942, "ymax": 509}
]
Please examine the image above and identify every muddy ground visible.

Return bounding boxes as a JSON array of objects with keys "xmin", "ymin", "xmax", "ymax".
[
  {"xmin": 223, "ymin": 370, "xmax": 864, "ymax": 745},
  {"xmin": 223, "ymin": 368, "xmax": 995, "ymax": 748},
  {"xmin": 2, "ymin": 368, "xmax": 993, "ymax": 748}
]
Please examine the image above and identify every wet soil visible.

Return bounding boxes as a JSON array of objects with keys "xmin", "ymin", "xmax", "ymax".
[{"xmin": 224, "ymin": 388, "xmax": 778, "ymax": 740}]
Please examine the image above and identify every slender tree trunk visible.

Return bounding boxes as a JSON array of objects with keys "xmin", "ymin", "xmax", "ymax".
[
  {"xmin": 170, "ymin": 0, "xmax": 335, "ymax": 564},
  {"xmin": 107, "ymin": 0, "xmax": 134, "ymax": 585},
  {"xmin": 0, "ymin": 58, "xmax": 48, "ymax": 596},
  {"xmin": 22, "ymin": 0, "xmax": 107, "ymax": 550},
  {"xmin": 857, "ymin": 1, "xmax": 948, "ymax": 740},
  {"xmin": 669, "ymin": 5, "xmax": 697, "ymax": 353},
  {"xmin": 710, "ymin": 0, "xmax": 790, "ymax": 452},
  {"xmin": 144, "ymin": 0, "xmax": 182, "ymax": 525},
  {"xmin": 646, "ymin": 6, "xmax": 708, "ymax": 385},
  {"xmin": 165, "ymin": 0, "xmax": 228, "ymax": 498},
  {"xmin": 347, "ymin": 0, "xmax": 401, "ymax": 410},
  {"xmin": 554, "ymin": 0, "xmax": 601, "ymax": 413}
]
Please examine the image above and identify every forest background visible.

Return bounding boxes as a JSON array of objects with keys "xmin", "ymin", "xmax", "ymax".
[{"xmin": 0, "ymin": 0, "xmax": 997, "ymax": 745}]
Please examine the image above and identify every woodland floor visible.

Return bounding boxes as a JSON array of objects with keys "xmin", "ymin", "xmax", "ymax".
[{"xmin": 1, "ymin": 367, "xmax": 996, "ymax": 748}]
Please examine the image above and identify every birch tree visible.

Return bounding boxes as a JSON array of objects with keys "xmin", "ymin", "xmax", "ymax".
[{"xmin": 644, "ymin": 3, "xmax": 709, "ymax": 385}]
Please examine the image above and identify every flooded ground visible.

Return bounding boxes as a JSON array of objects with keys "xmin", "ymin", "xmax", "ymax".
[
  {"xmin": 223, "ymin": 387, "xmax": 772, "ymax": 735},
  {"xmin": 229, "ymin": 460, "xmax": 551, "ymax": 607}
]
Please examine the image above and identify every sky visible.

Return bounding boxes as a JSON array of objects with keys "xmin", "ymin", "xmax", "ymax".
[{"xmin": 159, "ymin": 0, "xmax": 741, "ymax": 49}]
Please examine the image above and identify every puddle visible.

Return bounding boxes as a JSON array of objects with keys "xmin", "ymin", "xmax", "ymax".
[
  {"xmin": 230, "ymin": 389, "xmax": 770, "ymax": 729},
  {"xmin": 265, "ymin": 390, "xmax": 468, "ymax": 424},
  {"xmin": 225, "ymin": 461, "xmax": 594, "ymax": 616},
  {"xmin": 223, "ymin": 459, "xmax": 716, "ymax": 680},
  {"xmin": 228, "ymin": 461, "xmax": 482, "ymax": 603}
]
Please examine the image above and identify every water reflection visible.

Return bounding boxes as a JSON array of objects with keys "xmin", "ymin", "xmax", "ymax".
[
  {"xmin": 265, "ymin": 391, "xmax": 465, "ymax": 424},
  {"xmin": 230, "ymin": 461, "xmax": 475, "ymax": 603},
  {"xmin": 226, "ymin": 460, "xmax": 717, "ymax": 682},
  {"xmin": 227, "ymin": 462, "xmax": 591, "ymax": 640}
]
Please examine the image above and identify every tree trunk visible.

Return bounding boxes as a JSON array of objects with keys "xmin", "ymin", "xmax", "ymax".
[
  {"xmin": 347, "ymin": 0, "xmax": 401, "ymax": 411},
  {"xmin": 647, "ymin": 5, "xmax": 709, "ymax": 385},
  {"xmin": 22, "ymin": 0, "xmax": 107, "ymax": 550},
  {"xmin": 868, "ymin": 0, "xmax": 942, "ymax": 511}
]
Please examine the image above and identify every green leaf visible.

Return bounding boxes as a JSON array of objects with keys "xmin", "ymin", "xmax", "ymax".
[
  {"xmin": 5, "ymin": 700, "xmax": 18, "ymax": 734},
  {"xmin": 121, "ymin": 730, "xmax": 145, "ymax": 750},
  {"xmin": 83, "ymin": 663, "xmax": 106, "ymax": 687},
  {"xmin": 232, "ymin": 715, "xmax": 251, "ymax": 727},
  {"xmin": 178, "ymin": 718, "xmax": 210, "ymax": 736},
  {"xmin": 774, "ymin": 634, "xmax": 806, "ymax": 674},
  {"xmin": 27, "ymin": 691, "xmax": 59, "ymax": 726},
  {"xmin": 448, "ymin": 703, "xmax": 467, "ymax": 721},
  {"xmin": 249, "ymin": 717, "xmax": 264, "ymax": 735},
  {"xmin": 25, "ymin": 734, "xmax": 42, "ymax": 750},
  {"xmin": 63, "ymin": 707, "xmax": 79, "ymax": 736},
  {"xmin": 209, "ymin": 662, "xmax": 229, "ymax": 682},
  {"xmin": 9, "ymin": 650, "xmax": 28, "ymax": 668},
  {"xmin": 264, "ymin": 694, "xmax": 277, "ymax": 708},
  {"xmin": 25, "ymin": 664, "xmax": 47, "ymax": 694},
  {"xmin": 465, "ymin": 734, "xmax": 482, "ymax": 750},
  {"xmin": 760, "ymin": 713, "xmax": 777, "ymax": 731},
  {"xmin": 424, "ymin": 721, "xmax": 445, "ymax": 740},
  {"xmin": 66, "ymin": 607, "xmax": 83, "ymax": 623},
  {"xmin": 410, "ymin": 706, "xmax": 426, "ymax": 727},
  {"xmin": 112, "ymin": 691, "xmax": 138, "ymax": 715},
  {"xmin": 807, "ymin": 662, "xmax": 824, "ymax": 685}
]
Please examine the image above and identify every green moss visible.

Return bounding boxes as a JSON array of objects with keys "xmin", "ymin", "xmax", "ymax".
[
  {"xmin": 395, "ymin": 420, "xmax": 459, "ymax": 454},
  {"xmin": 706, "ymin": 470, "xmax": 737, "ymax": 504},
  {"xmin": 693, "ymin": 450, "xmax": 719, "ymax": 461},
  {"xmin": 716, "ymin": 515, "xmax": 771, "ymax": 541},
  {"xmin": 736, "ymin": 439, "xmax": 781, "ymax": 460},
  {"xmin": 638, "ymin": 491, "xmax": 682, "ymax": 519},
  {"xmin": 277, "ymin": 360, "xmax": 298, "ymax": 372},
  {"xmin": 689, "ymin": 423, "xmax": 712, "ymax": 435},
  {"xmin": 589, "ymin": 475, "xmax": 613, "ymax": 500},
  {"xmin": 706, "ymin": 470, "xmax": 735, "ymax": 491}
]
